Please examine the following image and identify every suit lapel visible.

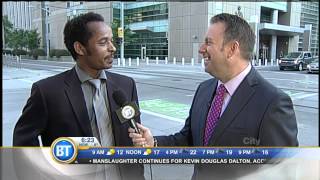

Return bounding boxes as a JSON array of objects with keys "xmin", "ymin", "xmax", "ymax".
[
  {"xmin": 105, "ymin": 71, "xmax": 120, "ymax": 114},
  {"xmin": 105, "ymin": 71, "xmax": 122, "ymax": 145},
  {"xmin": 199, "ymin": 79, "xmax": 218, "ymax": 146},
  {"xmin": 64, "ymin": 68, "xmax": 93, "ymax": 136},
  {"xmin": 209, "ymin": 68, "xmax": 258, "ymax": 145}
]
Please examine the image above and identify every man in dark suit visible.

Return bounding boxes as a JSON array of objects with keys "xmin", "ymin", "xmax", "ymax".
[
  {"xmin": 13, "ymin": 12, "xmax": 144, "ymax": 180},
  {"xmin": 129, "ymin": 13, "xmax": 298, "ymax": 179}
]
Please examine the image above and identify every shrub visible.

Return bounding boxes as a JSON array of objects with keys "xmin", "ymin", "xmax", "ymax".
[
  {"xmin": 55, "ymin": 49, "xmax": 70, "ymax": 58},
  {"xmin": 12, "ymin": 49, "xmax": 27, "ymax": 56},
  {"xmin": 49, "ymin": 49, "xmax": 56, "ymax": 58},
  {"xmin": 32, "ymin": 49, "xmax": 45, "ymax": 60},
  {"xmin": 3, "ymin": 49, "xmax": 12, "ymax": 55},
  {"xmin": 27, "ymin": 51, "xmax": 33, "ymax": 56}
]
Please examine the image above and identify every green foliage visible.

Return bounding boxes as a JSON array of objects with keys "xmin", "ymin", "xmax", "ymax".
[
  {"xmin": 12, "ymin": 49, "xmax": 27, "ymax": 56},
  {"xmin": 111, "ymin": 18, "xmax": 136, "ymax": 51},
  {"xmin": 55, "ymin": 49, "xmax": 70, "ymax": 58},
  {"xmin": 3, "ymin": 49, "xmax": 12, "ymax": 55},
  {"xmin": 26, "ymin": 30, "xmax": 41, "ymax": 50},
  {"xmin": 32, "ymin": 49, "xmax": 46, "ymax": 60},
  {"xmin": 49, "ymin": 49, "xmax": 57, "ymax": 58},
  {"xmin": 27, "ymin": 51, "xmax": 33, "ymax": 56},
  {"xmin": 50, "ymin": 49, "xmax": 70, "ymax": 58},
  {"xmin": 3, "ymin": 15, "xmax": 13, "ymax": 47},
  {"xmin": 3, "ymin": 16, "xmax": 40, "ymax": 53},
  {"xmin": 7, "ymin": 29, "xmax": 22, "ymax": 50}
]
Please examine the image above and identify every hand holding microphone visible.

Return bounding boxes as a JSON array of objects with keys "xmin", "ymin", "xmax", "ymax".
[
  {"xmin": 112, "ymin": 89, "xmax": 155, "ymax": 147},
  {"xmin": 128, "ymin": 123, "xmax": 154, "ymax": 147}
]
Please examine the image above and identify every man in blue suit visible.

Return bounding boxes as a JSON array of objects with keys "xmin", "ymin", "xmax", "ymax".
[{"xmin": 129, "ymin": 13, "xmax": 298, "ymax": 179}]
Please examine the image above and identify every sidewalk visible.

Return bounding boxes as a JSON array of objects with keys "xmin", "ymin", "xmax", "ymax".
[{"xmin": 4, "ymin": 56, "xmax": 279, "ymax": 72}]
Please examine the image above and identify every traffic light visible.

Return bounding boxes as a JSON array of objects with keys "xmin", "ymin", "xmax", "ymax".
[
  {"xmin": 118, "ymin": 27, "xmax": 124, "ymax": 38},
  {"xmin": 115, "ymin": 37, "xmax": 122, "ymax": 45}
]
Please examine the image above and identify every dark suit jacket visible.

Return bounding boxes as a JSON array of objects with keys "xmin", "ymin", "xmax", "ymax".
[
  {"xmin": 13, "ymin": 67, "xmax": 144, "ymax": 180},
  {"xmin": 156, "ymin": 67, "xmax": 298, "ymax": 179}
]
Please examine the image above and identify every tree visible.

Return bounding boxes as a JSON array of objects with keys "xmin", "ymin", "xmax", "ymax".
[
  {"xmin": 3, "ymin": 15, "xmax": 40, "ymax": 54},
  {"xmin": 2, "ymin": 15, "xmax": 14, "ymax": 48},
  {"xmin": 111, "ymin": 18, "xmax": 136, "ymax": 49},
  {"xmin": 7, "ymin": 29, "xmax": 21, "ymax": 50},
  {"xmin": 26, "ymin": 30, "xmax": 41, "ymax": 51}
]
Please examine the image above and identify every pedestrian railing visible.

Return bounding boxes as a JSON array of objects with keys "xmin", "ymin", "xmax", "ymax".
[
  {"xmin": 114, "ymin": 57, "xmax": 279, "ymax": 68},
  {"xmin": 2, "ymin": 54, "xmax": 22, "ymax": 69},
  {"xmin": 2, "ymin": 54, "xmax": 279, "ymax": 69}
]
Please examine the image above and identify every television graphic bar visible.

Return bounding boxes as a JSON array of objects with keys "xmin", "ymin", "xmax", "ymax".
[{"xmin": 50, "ymin": 137, "xmax": 313, "ymax": 164}]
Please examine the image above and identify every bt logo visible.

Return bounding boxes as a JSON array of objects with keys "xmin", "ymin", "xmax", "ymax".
[{"xmin": 51, "ymin": 138, "xmax": 77, "ymax": 163}]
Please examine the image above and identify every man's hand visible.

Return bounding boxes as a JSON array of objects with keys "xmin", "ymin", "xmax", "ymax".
[{"xmin": 128, "ymin": 123, "xmax": 154, "ymax": 147}]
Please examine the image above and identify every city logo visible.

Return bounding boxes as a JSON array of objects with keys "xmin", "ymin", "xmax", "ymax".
[
  {"xmin": 121, "ymin": 105, "xmax": 136, "ymax": 119},
  {"xmin": 51, "ymin": 137, "xmax": 77, "ymax": 163}
]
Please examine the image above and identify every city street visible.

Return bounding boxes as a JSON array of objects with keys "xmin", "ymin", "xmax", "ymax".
[
  {"xmin": 3, "ymin": 2, "xmax": 319, "ymax": 179},
  {"xmin": 2, "ymin": 58, "xmax": 319, "ymax": 179}
]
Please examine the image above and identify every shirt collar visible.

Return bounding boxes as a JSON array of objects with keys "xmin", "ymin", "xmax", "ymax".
[
  {"xmin": 217, "ymin": 63, "xmax": 251, "ymax": 96},
  {"xmin": 75, "ymin": 64, "xmax": 107, "ymax": 84}
]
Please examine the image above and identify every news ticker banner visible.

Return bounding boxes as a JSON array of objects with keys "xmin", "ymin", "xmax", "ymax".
[{"xmin": 51, "ymin": 137, "xmax": 320, "ymax": 164}]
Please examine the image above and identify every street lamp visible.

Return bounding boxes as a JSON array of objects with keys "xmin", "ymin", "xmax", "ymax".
[{"xmin": 29, "ymin": 4, "xmax": 50, "ymax": 60}]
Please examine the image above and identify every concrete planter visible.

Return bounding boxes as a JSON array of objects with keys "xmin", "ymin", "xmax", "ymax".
[
  {"xmin": 20, "ymin": 55, "xmax": 32, "ymax": 59},
  {"xmin": 48, "ymin": 57, "xmax": 59, "ymax": 61},
  {"xmin": 60, "ymin": 56, "xmax": 73, "ymax": 62},
  {"xmin": 38, "ymin": 56, "xmax": 47, "ymax": 60},
  {"xmin": 48, "ymin": 56, "xmax": 73, "ymax": 62}
]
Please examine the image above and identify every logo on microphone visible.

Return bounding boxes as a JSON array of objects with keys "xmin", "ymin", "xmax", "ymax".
[
  {"xmin": 51, "ymin": 137, "xmax": 77, "ymax": 163},
  {"xmin": 121, "ymin": 105, "xmax": 136, "ymax": 119}
]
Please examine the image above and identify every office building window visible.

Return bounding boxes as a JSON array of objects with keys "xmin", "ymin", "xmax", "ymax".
[{"xmin": 112, "ymin": 3, "xmax": 168, "ymax": 59}]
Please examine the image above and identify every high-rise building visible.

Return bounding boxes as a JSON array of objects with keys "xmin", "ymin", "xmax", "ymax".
[
  {"xmin": 2, "ymin": 1, "xmax": 34, "ymax": 49},
  {"xmin": 3, "ymin": 1, "xmax": 33, "ymax": 30},
  {"xmin": 298, "ymin": 1, "xmax": 319, "ymax": 56},
  {"xmin": 3, "ymin": 1, "xmax": 317, "ymax": 62},
  {"xmin": 113, "ymin": 2, "xmax": 168, "ymax": 59},
  {"xmin": 168, "ymin": 2, "xmax": 305, "ymax": 63}
]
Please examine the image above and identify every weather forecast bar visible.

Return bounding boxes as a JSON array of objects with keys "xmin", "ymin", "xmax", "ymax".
[
  {"xmin": 49, "ymin": 137, "xmax": 318, "ymax": 164},
  {"xmin": 74, "ymin": 147, "xmax": 283, "ymax": 164}
]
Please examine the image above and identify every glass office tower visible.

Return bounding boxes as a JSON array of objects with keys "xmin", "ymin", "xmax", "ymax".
[{"xmin": 112, "ymin": 2, "xmax": 168, "ymax": 59}]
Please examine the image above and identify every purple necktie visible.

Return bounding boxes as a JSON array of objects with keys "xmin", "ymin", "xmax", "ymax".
[{"xmin": 203, "ymin": 84, "xmax": 226, "ymax": 146}]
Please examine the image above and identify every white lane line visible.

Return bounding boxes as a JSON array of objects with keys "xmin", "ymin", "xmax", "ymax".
[
  {"xmin": 265, "ymin": 77, "xmax": 317, "ymax": 84},
  {"xmin": 292, "ymin": 93, "xmax": 318, "ymax": 100},
  {"xmin": 160, "ymin": 69, "xmax": 206, "ymax": 74},
  {"xmin": 259, "ymin": 70, "xmax": 307, "ymax": 75},
  {"xmin": 186, "ymin": 94, "xmax": 194, "ymax": 97},
  {"xmin": 21, "ymin": 62, "xmax": 72, "ymax": 70},
  {"xmin": 22, "ymin": 68, "xmax": 42, "ymax": 73},
  {"xmin": 140, "ymin": 109, "xmax": 185, "ymax": 123}
]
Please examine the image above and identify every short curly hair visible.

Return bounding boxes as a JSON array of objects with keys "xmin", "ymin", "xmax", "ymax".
[{"xmin": 63, "ymin": 12, "xmax": 104, "ymax": 60}]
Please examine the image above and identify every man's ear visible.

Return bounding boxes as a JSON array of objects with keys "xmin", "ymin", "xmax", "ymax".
[
  {"xmin": 227, "ymin": 41, "xmax": 240, "ymax": 59},
  {"xmin": 74, "ymin": 41, "xmax": 86, "ymax": 56}
]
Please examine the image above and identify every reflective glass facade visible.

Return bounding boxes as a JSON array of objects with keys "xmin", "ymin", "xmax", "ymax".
[
  {"xmin": 299, "ymin": 2, "xmax": 319, "ymax": 56},
  {"xmin": 112, "ymin": 2, "xmax": 168, "ymax": 59}
]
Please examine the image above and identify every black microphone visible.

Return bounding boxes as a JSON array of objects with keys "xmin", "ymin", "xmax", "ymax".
[{"xmin": 112, "ymin": 90, "xmax": 141, "ymax": 134}]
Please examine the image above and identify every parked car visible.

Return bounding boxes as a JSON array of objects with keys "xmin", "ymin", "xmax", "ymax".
[
  {"xmin": 278, "ymin": 51, "xmax": 316, "ymax": 71},
  {"xmin": 307, "ymin": 59, "xmax": 319, "ymax": 73}
]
